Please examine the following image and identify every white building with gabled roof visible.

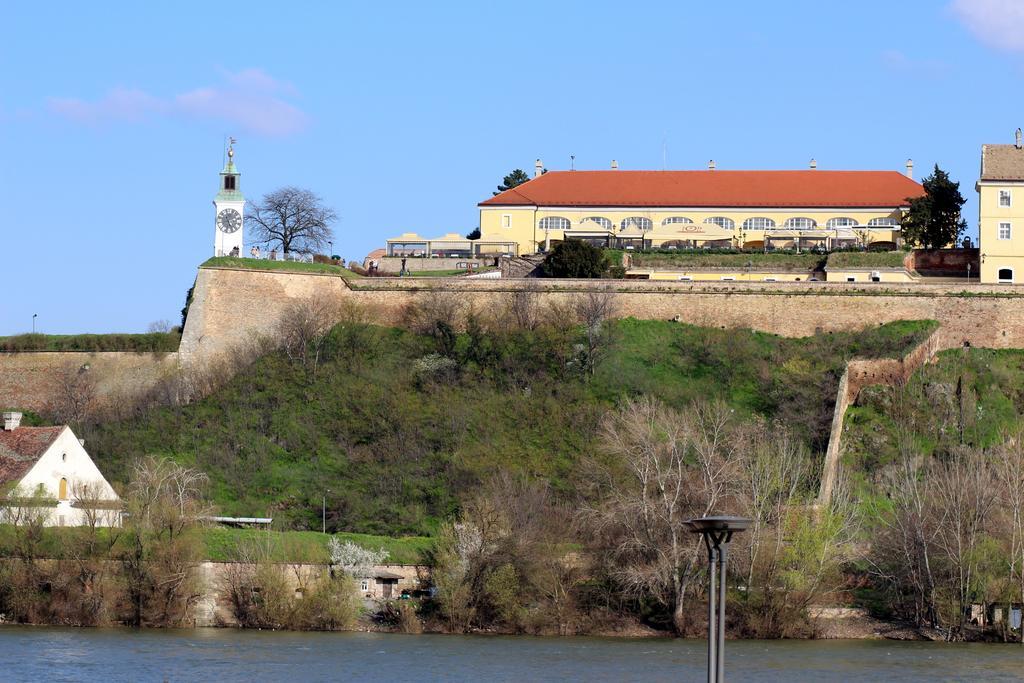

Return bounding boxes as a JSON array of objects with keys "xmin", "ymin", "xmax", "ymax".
[{"xmin": 0, "ymin": 412, "xmax": 121, "ymax": 527}]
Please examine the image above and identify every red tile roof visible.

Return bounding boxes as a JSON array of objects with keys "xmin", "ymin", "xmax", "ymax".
[
  {"xmin": 479, "ymin": 170, "xmax": 924, "ymax": 209},
  {"xmin": 0, "ymin": 426, "xmax": 64, "ymax": 486}
]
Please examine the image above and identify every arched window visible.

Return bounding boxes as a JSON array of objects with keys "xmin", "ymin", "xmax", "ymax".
[
  {"xmin": 868, "ymin": 217, "xmax": 900, "ymax": 227},
  {"xmin": 999, "ymin": 268, "xmax": 1014, "ymax": 283},
  {"xmin": 539, "ymin": 216, "xmax": 570, "ymax": 232},
  {"xmin": 742, "ymin": 217, "xmax": 776, "ymax": 230},
  {"xmin": 662, "ymin": 216, "xmax": 694, "ymax": 226},
  {"xmin": 580, "ymin": 216, "xmax": 612, "ymax": 230},
  {"xmin": 827, "ymin": 217, "xmax": 859, "ymax": 228},
  {"xmin": 620, "ymin": 217, "xmax": 653, "ymax": 232},
  {"xmin": 58, "ymin": 478, "xmax": 68, "ymax": 501},
  {"xmin": 703, "ymin": 217, "xmax": 735, "ymax": 230},
  {"xmin": 783, "ymin": 217, "xmax": 816, "ymax": 229}
]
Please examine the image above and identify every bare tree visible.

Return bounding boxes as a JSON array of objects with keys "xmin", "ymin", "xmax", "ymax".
[
  {"xmin": 147, "ymin": 320, "xmax": 174, "ymax": 333},
  {"xmin": 994, "ymin": 434, "xmax": 1024, "ymax": 642},
  {"xmin": 246, "ymin": 186, "xmax": 337, "ymax": 254},
  {"xmin": 120, "ymin": 456, "xmax": 209, "ymax": 627},
  {"xmin": 583, "ymin": 397, "xmax": 741, "ymax": 635},
  {"xmin": 46, "ymin": 362, "xmax": 97, "ymax": 425},
  {"xmin": 504, "ymin": 284, "xmax": 542, "ymax": 331},
  {"xmin": 572, "ymin": 289, "xmax": 618, "ymax": 376},
  {"xmin": 930, "ymin": 448, "xmax": 997, "ymax": 638},
  {"xmin": 278, "ymin": 295, "xmax": 339, "ymax": 377}
]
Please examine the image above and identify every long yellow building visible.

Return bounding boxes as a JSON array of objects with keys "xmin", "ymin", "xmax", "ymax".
[
  {"xmin": 478, "ymin": 161, "xmax": 923, "ymax": 256},
  {"xmin": 978, "ymin": 133, "xmax": 1024, "ymax": 283}
]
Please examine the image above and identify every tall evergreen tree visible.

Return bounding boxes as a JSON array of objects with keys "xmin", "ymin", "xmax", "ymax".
[
  {"xmin": 494, "ymin": 169, "xmax": 532, "ymax": 196},
  {"xmin": 901, "ymin": 165, "xmax": 967, "ymax": 249}
]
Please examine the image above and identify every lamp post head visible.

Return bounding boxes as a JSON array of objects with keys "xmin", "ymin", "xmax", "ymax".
[
  {"xmin": 685, "ymin": 515, "xmax": 752, "ymax": 549},
  {"xmin": 684, "ymin": 516, "xmax": 751, "ymax": 534}
]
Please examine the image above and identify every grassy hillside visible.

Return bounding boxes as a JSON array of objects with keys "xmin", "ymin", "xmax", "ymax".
[
  {"xmin": 80, "ymin": 318, "xmax": 936, "ymax": 536},
  {"xmin": 843, "ymin": 347, "xmax": 1024, "ymax": 482}
]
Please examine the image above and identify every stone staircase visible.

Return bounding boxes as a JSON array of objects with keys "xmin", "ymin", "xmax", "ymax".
[{"xmin": 499, "ymin": 254, "xmax": 545, "ymax": 278}]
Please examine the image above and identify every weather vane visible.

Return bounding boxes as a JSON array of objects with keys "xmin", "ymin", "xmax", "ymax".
[{"xmin": 227, "ymin": 136, "xmax": 237, "ymax": 159}]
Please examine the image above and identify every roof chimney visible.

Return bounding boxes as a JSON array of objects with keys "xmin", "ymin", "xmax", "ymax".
[
  {"xmin": 1016, "ymin": 128, "xmax": 1022, "ymax": 149},
  {"xmin": 3, "ymin": 412, "xmax": 22, "ymax": 431},
  {"xmin": 905, "ymin": 158, "xmax": 914, "ymax": 179},
  {"xmin": 708, "ymin": 159, "xmax": 716, "ymax": 171},
  {"xmin": 809, "ymin": 158, "xmax": 817, "ymax": 170},
  {"xmin": 534, "ymin": 159, "xmax": 543, "ymax": 178},
  {"xmin": 611, "ymin": 159, "xmax": 618, "ymax": 170}
]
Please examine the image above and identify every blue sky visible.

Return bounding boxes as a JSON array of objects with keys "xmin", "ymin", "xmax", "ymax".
[{"xmin": 2, "ymin": 0, "xmax": 1023, "ymax": 333}]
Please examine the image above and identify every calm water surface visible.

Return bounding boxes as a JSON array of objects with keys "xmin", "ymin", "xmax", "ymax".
[{"xmin": 2, "ymin": 626, "xmax": 1023, "ymax": 682}]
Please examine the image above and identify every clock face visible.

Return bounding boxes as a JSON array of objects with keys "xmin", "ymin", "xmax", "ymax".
[{"xmin": 218, "ymin": 208, "xmax": 242, "ymax": 233}]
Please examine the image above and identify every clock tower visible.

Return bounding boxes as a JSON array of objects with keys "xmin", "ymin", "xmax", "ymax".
[{"xmin": 213, "ymin": 139, "xmax": 245, "ymax": 257}]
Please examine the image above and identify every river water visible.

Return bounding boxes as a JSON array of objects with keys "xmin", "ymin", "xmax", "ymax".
[{"xmin": 2, "ymin": 627, "xmax": 1022, "ymax": 682}]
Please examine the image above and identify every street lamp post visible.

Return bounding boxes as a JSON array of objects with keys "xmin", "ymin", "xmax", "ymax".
[
  {"xmin": 32, "ymin": 314, "xmax": 37, "ymax": 334},
  {"xmin": 329, "ymin": 241, "xmax": 334, "ymax": 258},
  {"xmin": 685, "ymin": 515, "xmax": 751, "ymax": 683}
]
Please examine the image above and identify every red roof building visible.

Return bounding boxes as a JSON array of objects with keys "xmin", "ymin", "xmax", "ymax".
[{"xmin": 476, "ymin": 165, "xmax": 923, "ymax": 254}]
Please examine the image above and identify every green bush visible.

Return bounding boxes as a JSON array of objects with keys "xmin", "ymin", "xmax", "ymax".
[
  {"xmin": 0, "ymin": 332, "xmax": 180, "ymax": 353},
  {"xmin": 540, "ymin": 241, "xmax": 612, "ymax": 278}
]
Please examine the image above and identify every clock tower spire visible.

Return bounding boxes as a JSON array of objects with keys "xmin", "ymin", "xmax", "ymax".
[{"xmin": 214, "ymin": 138, "xmax": 245, "ymax": 257}]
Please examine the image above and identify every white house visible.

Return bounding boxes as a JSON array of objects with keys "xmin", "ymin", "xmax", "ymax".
[{"xmin": 0, "ymin": 412, "xmax": 121, "ymax": 527}]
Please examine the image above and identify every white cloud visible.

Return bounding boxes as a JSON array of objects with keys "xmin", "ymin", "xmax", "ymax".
[
  {"xmin": 950, "ymin": 0, "xmax": 1024, "ymax": 52},
  {"xmin": 47, "ymin": 69, "xmax": 308, "ymax": 136}
]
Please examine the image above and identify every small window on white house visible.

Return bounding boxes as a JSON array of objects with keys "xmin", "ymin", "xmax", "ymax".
[
  {"xmin": 846, "ymin": 276, "xmax": 856, "ymax": 282},
  {"xmin": 501, "ymin": 215, "xmax": 511, "ymax": 228},
  {"xmin": 1000, "ymin": 222, "xmax": 1012, "ymax": 240},
  {"xmin": 1001, "ymin": 190, "xmax": 1012, "ymax": 208},
  {"xmin": 61, "ymin": 453, "xmax": 66, "ymax": 462},
  {"xmin": 360, "ymin": 579, "xmax": 369, "ymax": 592}
]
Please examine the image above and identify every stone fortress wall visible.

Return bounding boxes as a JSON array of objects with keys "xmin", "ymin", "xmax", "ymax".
[{"xmin": 6, "ymin": 264, "xmax": 1024, "ymax": 413}]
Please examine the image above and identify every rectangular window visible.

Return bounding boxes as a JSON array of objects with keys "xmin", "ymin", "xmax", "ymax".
[
  {"xmin": 224, "ymin": 176, "xmax": 236, "ymax": 191},
  {"xmin": 501, "ymin": 214, "xmax": 511, "ymax": 228},
  {"xmin": 360, "ymin": 580, "xmax": 369, "ymax": 592},
  {"xmin": 1001, "ymin": 190, "xmax": 1012, "ymax": 207},
  {"xmin": 846, "ymin": 276, "xmax": 856, "ymax": 282},
  {"xmin": 1000, "ymin": 222, "xmax": 1012, "ymax": 240}
]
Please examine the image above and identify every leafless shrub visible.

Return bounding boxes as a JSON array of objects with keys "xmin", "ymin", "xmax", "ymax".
[
  {"xmin": 403, "ymin": 292, "xmax": 463, "ymax": 334},
  {"xmin": 582, "ymin": 396, "xmax": 741, "ymax": 635},
  {"xmin": 503, "ymin": 283, "xmax": 542, "ymax": 332},
  {"xmin": 147, "ymin": 320, "xmax": 174, "ymax": 333},
  {"xmin": 279, "ymin": 295, "xmax": 340, "ymax": 377},
  {"xmin": 571, "ymin": 289, "xmax": 618, "ymax": 376},
  {"xmin": 45, "ymin": 362, "xmax": 97, "ymax": 425},
  {"xmin": 120, "ymin": 457, "xmax": 209, "ymax": 627}
]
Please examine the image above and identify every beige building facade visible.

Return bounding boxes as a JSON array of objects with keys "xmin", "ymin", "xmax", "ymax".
[
  {"xmin": 478, "ymin": 164, "xmax": 921, "ymax": 256},
  {"xmin": 978, "ymin": 135, "xmax": 1024, "ymax": 284}
]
